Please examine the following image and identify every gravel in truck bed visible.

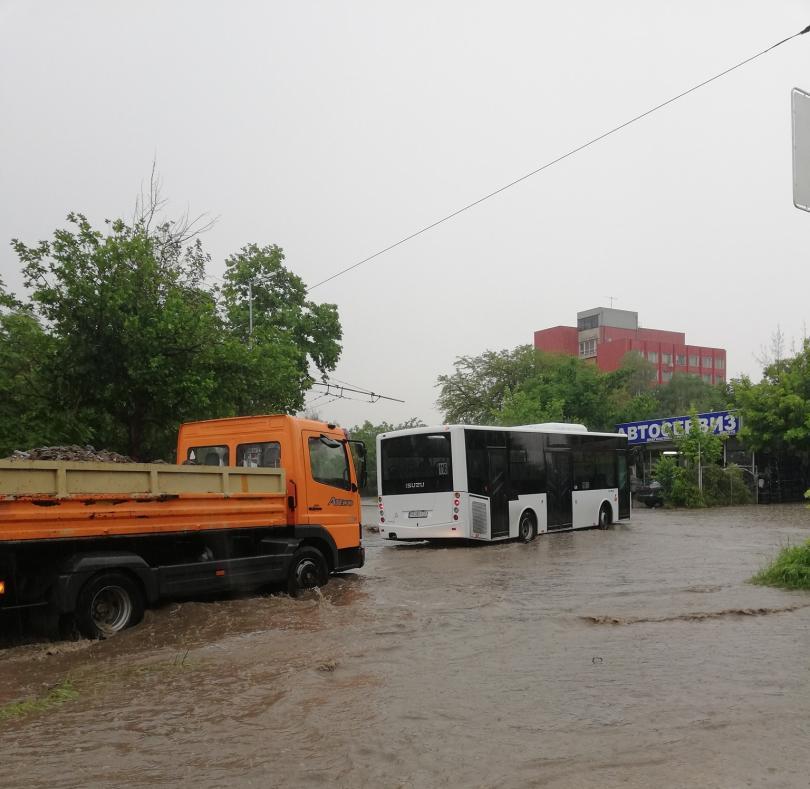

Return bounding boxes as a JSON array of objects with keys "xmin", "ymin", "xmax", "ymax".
[{"xmin": 4, "ymin": 445, "xmax": 136, "ymax": 463}]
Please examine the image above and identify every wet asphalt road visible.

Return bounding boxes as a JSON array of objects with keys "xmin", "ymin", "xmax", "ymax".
[{"xmin": 1, "ymin": 503, "xmax": 810, "ymax": 788}]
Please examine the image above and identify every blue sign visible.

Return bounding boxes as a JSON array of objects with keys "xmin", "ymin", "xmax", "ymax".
[{"xmin": 616, "ymin": 410, "xmax": 740, "ymax": 446}]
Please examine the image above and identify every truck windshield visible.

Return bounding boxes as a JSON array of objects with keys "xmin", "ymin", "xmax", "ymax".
[{"xmin": 380, "ymin": 433, "xmax": 453, "ymax": 495}]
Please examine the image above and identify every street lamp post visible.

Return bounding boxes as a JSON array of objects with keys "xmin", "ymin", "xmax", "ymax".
[{"xmin": 248, "ymin": 279, "xmax": 253, "ymax": 336}]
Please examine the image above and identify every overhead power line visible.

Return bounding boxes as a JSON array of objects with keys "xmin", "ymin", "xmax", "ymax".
[
  {"xmin": 310, "ymin": 381, "xmax": 405, "ymax": 404},
  {"xmin": 309, "ymin": 23, "xmax": 810, "ymax": 291}
]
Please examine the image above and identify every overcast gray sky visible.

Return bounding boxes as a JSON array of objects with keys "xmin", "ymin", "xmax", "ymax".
[{"xmin": 1, "ymin": 1, "xmax": 809, "ymax": 429}]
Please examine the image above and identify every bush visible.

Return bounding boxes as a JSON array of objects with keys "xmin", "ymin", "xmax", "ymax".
[
  {"xmin": 701, "ymin": 464, "xmax": 753, "ymax": 506},
  {"xmin": 652, "ymin": 455, "xmax": 678, "ymax": 498},
  {"xmin": 752, "ymin": 540, "xmax": 810, "ymax": 589},
  {"xmin": 653, "ymin": 458, "xmax": 754, "ymax": 508},
  {"xmin": 668, "ymin": 470, "xmax": 704, "ymax": 508}
]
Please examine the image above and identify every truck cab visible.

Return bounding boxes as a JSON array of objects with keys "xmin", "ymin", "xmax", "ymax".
[{"xmin": 177, "ymin": 414, "xmax": 367, "ymax": 570}]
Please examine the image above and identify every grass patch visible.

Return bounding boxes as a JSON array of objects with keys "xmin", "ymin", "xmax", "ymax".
[
  {"xmin": 752, "ymin": 540, "xmax": 810, "ymax": 590},
  {"xmin": 0, "ymin": 679, "xmax": 78, "ymax": 722}
]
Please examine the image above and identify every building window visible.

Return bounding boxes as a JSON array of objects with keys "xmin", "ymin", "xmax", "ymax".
[
  {"xmin": 716, "ymin": 373, "xmax": 725, "ymax": 382},
  {"xmin": 662, "ymin": 370, "xmax": 672, "ymax": 382},
  {"xmin": 662, "ymin": 352, "xmax": 672, "ymax": 366},
  {"xmin": 647, "ymin": 351, "xmax": 658, "ymax": 363},
  {"xmin": 676, "ymin": 353, "xmax": 686, "ymax": 366},
  {"xmin": 577, "ymin": 315, "xmax": 599, "ymax": 331},
  {"xmin": 702, "ymin": 355, "xmax": 713, "ymax": 367},
  {"xmin": 702, "ymin": 373, "xmax": 712, "ymax": 383},
  {"xmin": 716, "ymin": 357, "xmax": 725, "ymax": 370},
  {"xmin": 579, "ymin": 338, "xmax": 597, "ymax": 358},
  {"xmin": 688, "ymin": 354, "xmax": 698, "ymax": 367}
]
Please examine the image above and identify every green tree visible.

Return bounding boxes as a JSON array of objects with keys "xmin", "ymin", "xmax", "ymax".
[
  {"xmin": 437, "ymin": 346, "xmax": 664, "ymax": 431},
  {"xmin": 734, "ymin": 339, "xmax": 810, "ymax": 465},
  {"xmin": 658, "ymin": 413, "xmax": 725, "ymax": 508},
  {"xmin": 652, "ymin": 453, "xmax": 678, "ymax": 499},
  {"xmin": 604, "ymin": 352, "xmax": 659, "ymax": 425},
  {"xmin": 436, "ymin": 346, "xmax": 537, "ymax": 424},
  {"xmin": 496, "ymin": 353, "xmax": 614, "ymax": 429},
  {"xmin": 654, "ymin": 372, "xmax": 729, "ymax": 416},
  {"xmin": 672, "ymin": 413, "xmax": 724, "ymax": 467},
  {"xmin": 13, "ymin": 213, "xmax": 224, "ymax": 459},
  {"xmin": 0, "ymin": 280, "xmax": 60, "ymax": 454},
  {"xmin": 215, "ymin": 244, "xmax": 342, "ymax": 420}
]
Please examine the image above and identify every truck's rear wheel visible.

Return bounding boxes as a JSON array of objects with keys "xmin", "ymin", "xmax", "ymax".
[
  {"xmin": 287, "ymin": 547, "xmax": 328, "ymax": 596},
  {"xmin": 75, "ymin": 572, "xmax": 144, "ymax": 639}
]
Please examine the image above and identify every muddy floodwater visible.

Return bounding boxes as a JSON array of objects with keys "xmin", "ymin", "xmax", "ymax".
[{"xmin": 2, "ymin": 504, "xmax": 810, "ymax": 788}]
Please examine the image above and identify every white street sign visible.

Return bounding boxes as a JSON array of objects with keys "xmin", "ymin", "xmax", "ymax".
[{"xmin": 792, "ymin": 87, "xmax": 810, "ymax": 212}]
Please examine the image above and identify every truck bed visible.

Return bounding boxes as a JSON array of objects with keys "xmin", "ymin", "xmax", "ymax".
[{"xmin": 0, "ymin": 460, "xmax": 287, "ymax": 542}]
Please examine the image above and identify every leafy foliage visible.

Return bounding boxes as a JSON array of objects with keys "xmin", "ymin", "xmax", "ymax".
[
  {"xmin": 436, "ymin": 346, "xmax": 537, "ymax": 424},
  {"xmin": 4, "ymin": 206, "xmax": 343, "ymax": 459},
  {"xmin": 700, "ymin": 464, "xmax": 752, "ymax": 507},
  {"xmin": 655, "ymin": 372, "xmax": 728, "ymax": 416},
  {"xmin": 734, "ymin": 339, "xmax": 810, "ymax": 462},
  {"xmin": 13, "ymin": 213, "xmax": 225, "ymax": 459},
  {"xmin": 672, "ymin": 413, "xmax": 724, "ymax": 467},
  {"xmin": 651, "ymin": 416, "xmax": 749, "ymax": 508},
  {"xmin": 436, "ymin": 346, "xmax": 730, "ymax": 432},
  {"xmin": 0, "ymin": 296, "xmax": 58, "ymax": 452},
  {"xmin": 652, "ymin": 454, "xmax": 678, "ymax": 498}
]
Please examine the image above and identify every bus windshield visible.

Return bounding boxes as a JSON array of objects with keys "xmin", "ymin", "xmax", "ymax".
[{"xmin": 380, "ymin": 433, "xmax": 453, "ymax": 495}]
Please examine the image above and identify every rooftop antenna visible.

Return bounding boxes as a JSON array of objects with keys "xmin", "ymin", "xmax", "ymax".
[{"xmin": 607, "ymin": 296, "xmax": 618, "ymax": 308}]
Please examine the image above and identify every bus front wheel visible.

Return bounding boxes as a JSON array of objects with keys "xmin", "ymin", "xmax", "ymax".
[{"xmin": 518, "ymin": 512, "xmax": 537, "ymax": 543}]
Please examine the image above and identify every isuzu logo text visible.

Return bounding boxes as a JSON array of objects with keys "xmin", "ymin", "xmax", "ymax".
[{"xmin": 405, "ymin": 482, "xmax": 425, "ymax": 489}]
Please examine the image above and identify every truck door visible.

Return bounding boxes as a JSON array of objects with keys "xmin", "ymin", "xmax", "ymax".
[{"xmin": 300, "ymin": 431, "xmax": 360, "ymax": 531}]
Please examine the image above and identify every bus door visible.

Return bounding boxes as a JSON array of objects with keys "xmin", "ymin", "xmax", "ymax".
[
  {"xmin": 617, "ymin": 450, "xmax": 630, "ymax": 519},
  {"xmin": 487, "ymin": 445, "xmax": 509, "ymax": 539},
  {"xmin": 545, "ymin": 450, "xmax": 573, "ymax": 529}
]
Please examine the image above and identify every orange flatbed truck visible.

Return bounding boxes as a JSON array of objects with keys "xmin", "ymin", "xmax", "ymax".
[{"xmin": 0, "ymin": 415, "xmax": 367, "ymax": 638}]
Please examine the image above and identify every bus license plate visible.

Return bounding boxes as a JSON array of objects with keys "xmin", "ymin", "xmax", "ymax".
[{"xmin": 408, "ymin": 510, "xmax": 429, "ymax": 519}]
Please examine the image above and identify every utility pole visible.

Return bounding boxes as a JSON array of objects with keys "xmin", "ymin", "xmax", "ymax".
[{"xmin": 248, "ymin": 279, "xmax": 253, "ymax": 336}]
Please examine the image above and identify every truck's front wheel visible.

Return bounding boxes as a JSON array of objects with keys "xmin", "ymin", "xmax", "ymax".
[
  {"xmin": 287, "ymin": 547, "xmax": 328, "ymax": 596},
  {"xmin": 75, "ymin": 572, "xmax": 144, "ymax": 639}
]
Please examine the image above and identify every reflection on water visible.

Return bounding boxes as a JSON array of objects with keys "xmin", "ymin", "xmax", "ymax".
[{"xmin": 2, "ymin": 504, "xmax": 810, "ymax": 788}]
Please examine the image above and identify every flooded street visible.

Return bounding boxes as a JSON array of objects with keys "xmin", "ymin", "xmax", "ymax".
[{"xmin": 2, "ymin": 504, "xmax": 810, "ymax": 788}]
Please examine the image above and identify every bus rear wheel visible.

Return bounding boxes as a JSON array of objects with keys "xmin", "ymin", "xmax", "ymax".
[
  {"xmin": 598, "ymin": 504, "xmax": 613, "ymax": 530},
  {"xmin": 518, "ymin": 512, "xmax": 537, "ymax": 543}
]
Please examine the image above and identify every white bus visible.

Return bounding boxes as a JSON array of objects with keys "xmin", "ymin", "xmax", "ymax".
[{"xmin": 376, "ymin": 423, "xmax": 630, "ymax": 542}]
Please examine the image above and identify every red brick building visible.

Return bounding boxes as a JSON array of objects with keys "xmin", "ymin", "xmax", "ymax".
[{"xmin": 534, "ymin": 307, "xmax": 726, "ymax": 385}]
